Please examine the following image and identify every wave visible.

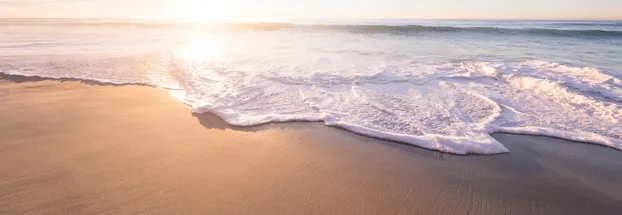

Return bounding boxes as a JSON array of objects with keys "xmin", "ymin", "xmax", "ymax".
[
  {"xmin": 2, "ymin": 19, "xmax": 621, "ymax": 38},
  {"xmin": 555, "ymin": 22, "xmax": 622, "ymax": 27},
  {"xmin": 0, "ymin": 19, "xmax": 298, "ymax": 31},
  {"xmin": 307, "ymin": 25, "xmax": 622, "ymax": 37},
  {"xmin": 2, "ymin": 56, "xmax": 621, "ymax": 155}
]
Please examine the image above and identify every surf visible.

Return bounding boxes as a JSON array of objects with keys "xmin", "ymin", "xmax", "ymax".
[{"xmin": 1, "ymin": 19, "xmax": 621, "ymax": 154}]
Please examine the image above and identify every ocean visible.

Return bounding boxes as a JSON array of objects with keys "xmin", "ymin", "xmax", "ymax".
[{"xmin": 1, "ymin": 18, "xmax": 621, "ymax": 154}]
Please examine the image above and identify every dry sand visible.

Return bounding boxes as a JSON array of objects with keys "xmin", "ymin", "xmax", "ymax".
[{"xmin": 1, "ymin": 75, "xmax": 621, "ymax": 215}]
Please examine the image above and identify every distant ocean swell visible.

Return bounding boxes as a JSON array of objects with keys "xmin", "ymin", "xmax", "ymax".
[
  {"xmin": 308, "ymin": 25, "xmax": 622, "ymax": 37},
  {"xmin": 1, "ymin": 57, "xmax": 621, "ymax": 154},
  {"xmin": 3, "ymin": 20, "xmax": 622, "ymax": 38}
]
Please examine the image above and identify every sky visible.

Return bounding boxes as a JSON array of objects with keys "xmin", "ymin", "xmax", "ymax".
[{"xmin": 1, "ymin": 0, "xmax": 621, "ymax": 21}]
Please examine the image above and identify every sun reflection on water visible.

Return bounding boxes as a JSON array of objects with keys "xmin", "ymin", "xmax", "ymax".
[{"xmin": 176, "ymin": 34, "xmax": 222, "ymax": 63}]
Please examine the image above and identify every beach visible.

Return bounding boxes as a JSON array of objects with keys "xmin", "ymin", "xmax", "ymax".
[{"xmin": 1, "ymin": 76, "xmax": 621, "ymax": 215}]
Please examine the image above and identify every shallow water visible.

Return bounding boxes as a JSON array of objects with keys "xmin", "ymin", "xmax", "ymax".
[{"xmin": 1, "ymin": 19, "xmax": 621, "ymax": 154}]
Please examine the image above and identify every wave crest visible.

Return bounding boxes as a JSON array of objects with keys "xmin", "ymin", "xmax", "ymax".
[{"xmin": 2, "ymin": 19, "xmax": 621, "ymax": 38}]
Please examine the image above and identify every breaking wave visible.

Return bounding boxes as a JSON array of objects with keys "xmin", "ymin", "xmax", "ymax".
[
  {"xmin": 2, "ymin": 57, "xmax": 621, "ymax": 154},
  {"xmin": 2, "ymin": 19, "xmax": 622, "ymax": 38}
]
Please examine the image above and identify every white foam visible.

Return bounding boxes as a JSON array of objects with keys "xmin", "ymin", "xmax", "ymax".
[
  {"xmin": 3, "ymin": 57, "xmax": 622, "ymax": 154},
  {"xmin": 164, "ymin": 61, "xmax": 620, "ymax": 154}
]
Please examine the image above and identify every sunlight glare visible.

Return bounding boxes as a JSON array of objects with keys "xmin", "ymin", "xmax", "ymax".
[
  {"xmin": 177, "ymin": 35, "xmax": 222, "ymax": 62},
  {"xmin": 174, "ymin": 0, "xmax": 233, "ymax": 23}
]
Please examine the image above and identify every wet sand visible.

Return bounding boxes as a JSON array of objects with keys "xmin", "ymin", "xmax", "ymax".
[{"xmin": 1, "ymin": 75, "xmax": 621, "ymax": 215}]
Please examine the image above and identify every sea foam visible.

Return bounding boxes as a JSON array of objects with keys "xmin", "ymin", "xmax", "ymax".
[{"xmin": 3, "ymin": 56, "xmax": 620, "ymax": 154}]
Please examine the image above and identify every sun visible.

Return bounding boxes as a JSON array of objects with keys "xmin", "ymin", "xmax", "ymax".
[{"xmin": 174, "ymin": 0, "xmax": 233, "ymax": 23}]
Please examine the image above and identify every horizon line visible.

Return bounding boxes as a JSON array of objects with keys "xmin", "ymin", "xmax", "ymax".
[{"xmin": 1, "ymin": 17, "xmax": 621, "ymax": 22}]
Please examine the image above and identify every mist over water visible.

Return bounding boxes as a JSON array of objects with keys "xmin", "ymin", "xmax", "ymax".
[{"xmin": 1, "ymin": 19, "xmax": 621, "ymax": 154}]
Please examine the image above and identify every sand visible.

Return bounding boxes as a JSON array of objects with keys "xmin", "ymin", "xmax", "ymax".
[{"xmin": 1, "ymin": 75, "xmax": 622, "ymax": 215}]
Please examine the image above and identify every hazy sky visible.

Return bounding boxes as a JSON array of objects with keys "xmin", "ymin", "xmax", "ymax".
[{"xmin": 1, "ymin": 0, "xmax": 621, "ymax": 20}]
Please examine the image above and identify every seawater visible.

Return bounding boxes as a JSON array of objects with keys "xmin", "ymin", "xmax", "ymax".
[{"xmin": 1, "ymin": 19, "xmax": 621, "ymax": 154}]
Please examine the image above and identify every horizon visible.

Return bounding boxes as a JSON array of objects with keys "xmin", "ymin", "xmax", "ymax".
[
  {"xmin": 1, "ymin": 0, "xmax": 621, "ymax": 21},
  {"xmin": 2, "ymin": 17, "xmax": 622, "ymax": 22}
]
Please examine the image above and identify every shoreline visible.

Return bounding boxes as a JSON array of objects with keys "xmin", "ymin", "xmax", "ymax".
[
  {"xmin": 1, "ymin": 73, "xmax": 619, "ymax": 155},
  {"xmin": 1, "ymin": 76, "xmax": 622, "ymax": 214}
]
